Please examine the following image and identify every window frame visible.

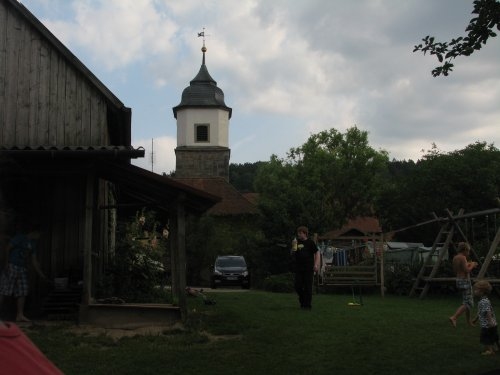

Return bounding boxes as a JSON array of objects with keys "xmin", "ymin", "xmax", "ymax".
[{"xmin": 195, "ymin": 123, "xmax": 210, "ymax": 143}]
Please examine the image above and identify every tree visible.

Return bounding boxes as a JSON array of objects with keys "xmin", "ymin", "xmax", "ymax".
[
  {"xmin": 229, "ymin": 161, "xmax": 265, "ymax": 192},
  {"xmin": 376, "ymin": 142, "xmax": 500, "ymax": 243},
  {"xmin": 254, "ymin": 127, "xmax": 389, "ymax": 241},
  {"xmin": 413, "ymin": 0, "xmax": 500, "ymax": 76}
]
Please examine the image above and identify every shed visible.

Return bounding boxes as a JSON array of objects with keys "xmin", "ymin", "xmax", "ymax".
[{"xmin": 0, "ymin": 0, "xmax": 218, "ymax": 320}]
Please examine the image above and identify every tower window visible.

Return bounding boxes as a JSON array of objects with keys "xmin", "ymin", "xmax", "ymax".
[{"xmin": 195, "ymin": 124, "xmax": 210, "ymax": 142}]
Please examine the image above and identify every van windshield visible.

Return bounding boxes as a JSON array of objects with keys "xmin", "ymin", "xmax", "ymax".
[{"xmin": 217, "ymin": 257, "xmax": 246, "ymax": 268}]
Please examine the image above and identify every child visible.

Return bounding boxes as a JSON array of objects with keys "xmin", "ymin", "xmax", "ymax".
[{"xmin": 473, "ymin": 280, "xmax": 500, "ymax": 355}]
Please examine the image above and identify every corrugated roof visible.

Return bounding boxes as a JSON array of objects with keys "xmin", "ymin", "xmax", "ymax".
[
  {"xmin": 98, "ymin": 162, "xmax": 220, "ymax": 213},
  {"xmin": 0, "ymin": 145, "xmax": 144, "ymax": 159}
]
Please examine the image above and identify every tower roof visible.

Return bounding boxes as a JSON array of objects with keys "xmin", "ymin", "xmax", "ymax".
[{"xmin": 173, "ymin": 45, "xmax": 232, "ymax": 119}]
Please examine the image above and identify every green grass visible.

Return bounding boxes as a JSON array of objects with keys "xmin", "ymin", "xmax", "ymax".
[{"xmin": 26, "ymin": 291, "xmax": 500, "ymax": 375}]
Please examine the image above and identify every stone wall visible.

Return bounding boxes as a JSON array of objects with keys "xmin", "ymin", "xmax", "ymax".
[{"xmin": 175, "ymin": 147, "xmax": 230, "ymax": 180}]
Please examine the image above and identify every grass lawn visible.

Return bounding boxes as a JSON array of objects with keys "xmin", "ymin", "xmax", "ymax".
[{"xmin": 26, "ymin": 290, "xmax": 500, "ymax": 375}]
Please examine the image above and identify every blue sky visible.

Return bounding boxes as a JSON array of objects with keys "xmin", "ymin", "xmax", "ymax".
[{"xmin": 19, "ymin": 0, "xmax": 500, "ymax": 175}]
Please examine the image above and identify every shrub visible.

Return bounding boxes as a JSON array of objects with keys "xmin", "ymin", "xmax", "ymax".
[
  {"xmin": 96, "ymin": 210, "xmax": 171, "ymax": 303},
  {"xmin": 384, "ymin": 263, "xmax": 415, "ymax": 295}
]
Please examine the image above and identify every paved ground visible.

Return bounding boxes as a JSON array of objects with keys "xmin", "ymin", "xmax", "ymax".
[{"xmin": 190, "ymin": 287, "xmax": 249, "ymax": 293}]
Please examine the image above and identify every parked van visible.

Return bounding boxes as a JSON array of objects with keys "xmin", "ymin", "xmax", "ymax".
[{"xmin": 211, "ymin": 255, "xmax": 250, "ymax": 289}]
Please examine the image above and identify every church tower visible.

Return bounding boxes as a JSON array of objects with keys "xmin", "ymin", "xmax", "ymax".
[{"xmin": 172, "ymin": 38, "xmax": 232, "ymax": 181}]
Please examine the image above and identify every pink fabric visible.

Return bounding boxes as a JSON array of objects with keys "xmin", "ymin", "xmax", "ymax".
[{"xmin": 0, "ymin": 322, "xmax": 64, "ymax": 375}]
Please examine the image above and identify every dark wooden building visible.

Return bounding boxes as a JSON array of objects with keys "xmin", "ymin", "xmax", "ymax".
[{"xmin": 0, "ymin": 0, "xmax": 218, "ymax": 319}]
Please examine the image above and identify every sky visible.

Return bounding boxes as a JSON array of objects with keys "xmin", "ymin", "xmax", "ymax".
[{"xmin": 19, "ymin": 0, "xmax": 500, "ymax": 175}]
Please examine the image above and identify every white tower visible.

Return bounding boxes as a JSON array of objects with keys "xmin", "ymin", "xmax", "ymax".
[{"xmin": 172, "ymin": 40, "xmax": 232, "ymax": 181}]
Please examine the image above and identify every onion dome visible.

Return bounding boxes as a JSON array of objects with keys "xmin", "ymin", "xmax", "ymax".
[{"xmin": 173, "ymin": 46, "xmax": 232, "ymax": 119}]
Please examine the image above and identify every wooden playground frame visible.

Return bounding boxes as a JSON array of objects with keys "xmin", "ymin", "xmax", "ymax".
[
  {"xmin": 407, "ymin": 207, "xmax": 500, "ymax": 298},
  {"xmin": 318, "ymin": 207, "xmax": 500, "ymax": 298}
]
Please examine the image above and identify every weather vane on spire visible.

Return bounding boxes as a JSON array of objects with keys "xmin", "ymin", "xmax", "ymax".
[
  {"xmin": 198, "ymin": 28, "xmax": 209, "ymax": 64},
  {"xmin": 198, "ymin": 27, "xmax": 209, "ymax": 50}
]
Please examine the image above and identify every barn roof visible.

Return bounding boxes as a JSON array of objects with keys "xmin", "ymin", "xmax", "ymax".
[
  {"xmin": 0, "ymin": 145, "xmax": 144, "ymax": 159},
  {"xmin": 0, "ymin": 156, "xmax": 219, "ymax": 214},
  {"xmin": 0, "ymin": 0, "xmax": 219, "ymax": 214},
  {"xmin": 98, "ymin": 162, "xmax": 220, "ymax": 213}
]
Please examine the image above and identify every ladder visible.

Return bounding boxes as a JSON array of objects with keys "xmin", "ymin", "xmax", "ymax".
[{"xmin": 409, "ymin": 220, "xmax": 455, "ymax": 298}]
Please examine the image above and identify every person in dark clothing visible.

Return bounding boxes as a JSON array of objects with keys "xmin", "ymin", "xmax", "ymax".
[{"xmin": 292, "ymin": 226, "xmax": 320, "ymax": 310}]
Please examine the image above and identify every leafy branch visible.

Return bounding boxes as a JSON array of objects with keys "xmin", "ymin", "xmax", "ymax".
[{"xmin": 413, "ymin": 0, "xmax": 499, "ymax": 76}]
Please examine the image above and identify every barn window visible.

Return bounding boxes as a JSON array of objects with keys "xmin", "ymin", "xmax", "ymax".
[{"xmin": 195, "ymin": 124, "xmax": 209, "ymax": 142}]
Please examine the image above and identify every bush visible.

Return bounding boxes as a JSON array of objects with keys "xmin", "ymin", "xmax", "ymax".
[
  {"xmin": 261, "ymin": 273, "xmax": 295, "ymax": 293},
  {"xmin": 96, "ymin": 243, "xmax": 170, "ymax": 303},
  {"xmin": 96, "ymin": 210, "xmax": 171, "ymax": 303},
  {"xmin": 384, "ymin": 263, "xmax": 415, "ymax": 295}
]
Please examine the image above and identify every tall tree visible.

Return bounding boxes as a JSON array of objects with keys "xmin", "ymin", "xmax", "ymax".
[
  {"xmin": 376, "ymin": 142, "xmax": 500, "ymax": 242},
  {"xmin": 229, "ymin": 161, "xmax": 265, "ymax": 192},
  {"xmin": 414, "ymin": 0, "xmax": 500, "ymax": 76},
  {"xmin": 255, "ymin": 127, "xmax": 389, "ymax": 241}
]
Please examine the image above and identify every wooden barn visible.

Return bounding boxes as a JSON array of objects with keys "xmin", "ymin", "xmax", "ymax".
[{"xmin": 0, "ymin": 0, "xmax": 218, "ymax": 321}]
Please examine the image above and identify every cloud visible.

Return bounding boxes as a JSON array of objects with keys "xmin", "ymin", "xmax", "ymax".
[
  {"xmin": 43, "ymin": 0, "xmax": 179, "ymax": 70},
  {"xmin": 23, "ymin": 0, "xmax": 500, "ymax": 167}
]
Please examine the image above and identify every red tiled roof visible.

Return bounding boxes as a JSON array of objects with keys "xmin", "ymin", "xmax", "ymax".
[
  {"xmin": 320, "ymin": 216, "xmax": 382, "ymax": 240},
  {"xmin": 242, "ymin": 192, "xmax": 259, "ymax": 205},
  {"xmin": 174, "ymin": 178, "xmax": 259, "ymax": 216}
]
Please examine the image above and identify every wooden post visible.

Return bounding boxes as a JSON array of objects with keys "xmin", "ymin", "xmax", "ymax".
[
  {"xmin": 477, "ymin": 226, "xmax": 500, "ymax": 279},
  {"xmin": 170, "ymin": 213, "xmax": 178, "ymax": 305},
  {"xmin": 380, "ymin": 233, "xmax": 385, "ymax": 298},
  {"xmin": 313, "ymin": 233, "xmax": 319, "ymax": 293},
  {"xmin": 82, "ymin": 174, "xmax": 94, "ymax": 306},
  {"xmin": 176, "ymin": 194, "xmax": 187, "ymax": 320},
  {"xmin": 167, "ymin": 212, "xmax": 176, "ymax": 305}
]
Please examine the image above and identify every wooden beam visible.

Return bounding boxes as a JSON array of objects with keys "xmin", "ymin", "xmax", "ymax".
[
  {"xmin": 170, "ymin": 212, "xmax": 179, "ymax": 306},
  {"xmin": 98, "ymin": 202, "xmax": 158, "ymax": 209},
  {"xmin": 391, "ymin": 208, "xmax": 500, "ymax": 235},
  {"xmin": 81, "ymin": 174, "xmax": 95, "ymax": 305}
]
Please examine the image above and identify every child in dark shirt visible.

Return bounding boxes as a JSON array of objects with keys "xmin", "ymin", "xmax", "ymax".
[{"xmin": 472, "ymin": 280, "xmax": 500, "ymax": 355}]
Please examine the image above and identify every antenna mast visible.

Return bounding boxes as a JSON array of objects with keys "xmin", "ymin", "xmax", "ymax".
[{"xmin": 150, "ymin": 138, "xmax": 154, "ymax": 172}]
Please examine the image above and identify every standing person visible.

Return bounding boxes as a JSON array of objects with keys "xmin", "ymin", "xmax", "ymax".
[
  {"xmin": 0, "ymin": 225, "xmax": 46, "ymax": 322},
  {"xmin": 472, "ymin": 280, "xmax": 499, "ymax": 355},
  {"xmin": 291, "ymin": 226, "xmax": 320, "ymax": 310},
  {"xmin": 449, "ymin": 242, "xmax": 478, "ymax": 327}
]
